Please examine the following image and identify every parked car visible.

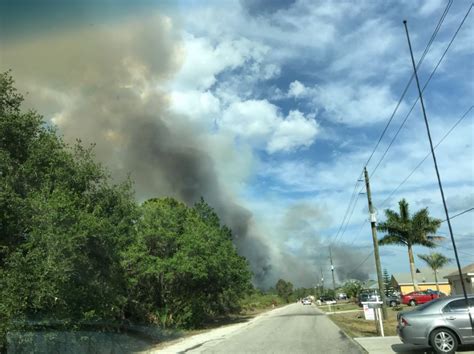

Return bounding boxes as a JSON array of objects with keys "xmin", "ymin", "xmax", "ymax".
[
  {"xmin": 386, "ymin": 294, "xmax": 401, "ymax": 307},
  {"xmin": 402, "ymin": 290, "xmax": 440, "ymax": 306},
  {"xmin": 397, "ymin": 295, "xmax": 474, "ymax": 354},
  {"xmin": 337, "ymin": 293, "xmax": 348, "ymax": 300},
  {"xmin": 358, "ymin": 292, "xmax": 378, "ymax": 306},
  {"xmin": 319, "ymin": 296, "xmax": 336, "ymax": 305}
]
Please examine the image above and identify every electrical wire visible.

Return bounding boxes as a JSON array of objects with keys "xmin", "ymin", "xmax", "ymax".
[
  {"xmin": 345, "ymin": 251, "xmax": 374, "ymax": 279},
  {"xmin": 378, "ymin": 105, "xmax": 473, "ymax": 209},
  {"xmin": 329, "ymin": 172, "xmax": 364, "ymax": 245},
  {"xmin": 441, "ymin": 207, "xmax": 474, "ymax": 223},
  {"xmin": 370, "ymin": 4, "xmax": 473, "ymax": 179},
  {"xmin": 362, "ymin": 0, "xmax": 453, "ymax": 169}
]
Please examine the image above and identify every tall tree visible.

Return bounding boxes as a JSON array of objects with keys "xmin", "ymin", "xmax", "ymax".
[
  {"xmin": 417, "ymin": 253, "xmax": 451, "ymax": 292},
  {"xmin": 377, "ymin": 199, "xmax": 442, "ymax": 291},
  {"xmin": 383, "ymin": 268, "xmax": 393, "ymax": 295},
  {"xmin": 275, "ymin": 279, "xmax": 293, "ymax": 303}
]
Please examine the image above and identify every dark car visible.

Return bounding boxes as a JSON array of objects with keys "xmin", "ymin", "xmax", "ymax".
[
  {"xmin": 319, "ymin": 296, "xmax": 336, "ymax": 304},
  {"xmin": 386, "ymin": 294, "xmax": 401, "ymax": 307},
  {"xmin": 397, "ymin": 295, "xmax": 474, "ymax": 354}
]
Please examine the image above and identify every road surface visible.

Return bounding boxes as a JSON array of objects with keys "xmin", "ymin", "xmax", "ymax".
[{"xmin": 159, "ymin": 303, "xmax": 363, "ymax": 353}]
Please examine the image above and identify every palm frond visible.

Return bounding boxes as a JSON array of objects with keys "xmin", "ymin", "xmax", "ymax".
[
  {"xmin": 399, "ymin": 199, "xmax": 409, "ymax": 222},
  {"xmin": 379, "ymin": 234, "xmax": 407, "ymax": 246}
]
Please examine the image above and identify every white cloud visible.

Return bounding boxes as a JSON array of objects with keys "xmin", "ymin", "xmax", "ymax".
[
  {"xmin": 172, "ymin": 33, "xmax": 274, "ymax": 91},
  {"xmin": 267, "ymin": 110, "xmax": 319, "ymax": 153},
  {"xmin": 288, "ymin": 80, "xmax": 307, "ymax": 98},
  {"xmin": 168, "ymin": 89, "xmax": 220, "ymax": 123},
  {"xmin": 219, "ymin": 100, "xmax": 318, "ymax": 153},
  {"xmin": 312, "ymin": 82, "xmax": 402, "ymax": 126},
  {"xmin": 419, "ymin": 0, "xmax": 443, "ymax": 16}
]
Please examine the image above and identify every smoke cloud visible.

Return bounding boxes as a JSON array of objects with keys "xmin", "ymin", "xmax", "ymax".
[{"xmin": 1, "ymin": 9, "xmax": 372, "ymax": 288}]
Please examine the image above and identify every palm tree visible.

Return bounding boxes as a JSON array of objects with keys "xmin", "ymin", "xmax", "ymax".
[
  {"xmin": 418, "ymin": 253, "xmax": 451, "ymax": 292},
  {"xmin": 377, "ymin": 199, "xmax": 443, "ymax": 291}
]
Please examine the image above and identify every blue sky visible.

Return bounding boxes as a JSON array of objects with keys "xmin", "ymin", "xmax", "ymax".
[{"xmin": 1, "ymin": 0, "xmax": 472, "ymax": 287}]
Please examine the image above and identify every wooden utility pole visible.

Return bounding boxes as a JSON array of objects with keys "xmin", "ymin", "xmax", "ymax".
[
  {"xmin": 320, "ymin": 267, "xmax": 324, "ymax": 294},
  {"xmin": 364, "ymin": 167, "xmax": 388, "ymax": 319},
  {"xmin": 329, "ymin": 247, "xmax": 336, "ymax": 292}
]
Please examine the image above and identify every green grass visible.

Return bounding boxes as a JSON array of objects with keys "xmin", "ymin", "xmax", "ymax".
[
  {"xmin": 328, "ymin": 305, "xmax": 414, "ymax": 338},
  {"xmin": 318, "ymin": 302, "xmax": 360, "ymax": 313}
]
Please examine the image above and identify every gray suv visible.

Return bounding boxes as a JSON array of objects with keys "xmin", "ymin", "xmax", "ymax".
[{"xmin": 397, "ymin": 295, "xmax": 474, "ymax": 354}]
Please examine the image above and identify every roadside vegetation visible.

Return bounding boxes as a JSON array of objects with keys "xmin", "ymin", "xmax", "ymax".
[{"xmin": 0, "ymin": 72, "xmax": 255, "ymax": 350}]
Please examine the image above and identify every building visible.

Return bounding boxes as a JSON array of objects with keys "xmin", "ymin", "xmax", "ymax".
[
  {"xmin": 391, "ymin": 267, "xmax": 455, "ymax": 295},
  {"xmin": 444, "ymin": 263, "xmax": 474, "ymax": 295}
]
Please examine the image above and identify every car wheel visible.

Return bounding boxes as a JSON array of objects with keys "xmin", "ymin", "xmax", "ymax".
[
  {"xmin": 430, "ymin": 328, "xmax": 458, "ymax": 354},
  {"xmin": 409, "ymin": 299, "xmax": 416, "ymax": 306},
  {"xmin": 390, "ymin": 300, "xmax": 397, "ymax": 307}
]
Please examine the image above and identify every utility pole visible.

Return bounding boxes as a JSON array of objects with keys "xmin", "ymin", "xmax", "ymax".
[
  {"xmin": 404, "ymin": 20, "xmax": 473, "ymax": 331},
  {"xmin": 364, "ymin": 167, "xmax": 387, "ymax": 319},
  {"xmin": 320, "ymin": 267, "xmax": 324, "ymax": 295},
  {"xmin": 329, "ymin": 247, "xmax": 336, "ymax": 293}
]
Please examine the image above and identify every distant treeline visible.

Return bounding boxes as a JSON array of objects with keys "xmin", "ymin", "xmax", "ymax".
[{"xmin": 0, "ymin": 72, "xmax": 253, "ymax": 350}]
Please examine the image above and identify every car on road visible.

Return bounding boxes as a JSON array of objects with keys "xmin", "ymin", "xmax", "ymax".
[
  {"xmin": 402, "ymin": 290, "xmax": 440, "ymax": 306},
  {"xmin": 302, "ymin": 298, "xmax": 312, "ymax": 305},
  {"xmin": 397, "ymin": 295, "xmax": 474, "ymax": 354}
]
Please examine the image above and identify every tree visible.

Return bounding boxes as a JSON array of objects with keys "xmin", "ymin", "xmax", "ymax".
[
  {"xmin": 0, "ymin": 71, "xmax": 137, "ymax": 349},
  {"xmin": 275, "ymin": 279, "xmax": 293, "ymax": 303},
  {"xmin": 383, "ymin": 269, "xmax": 393, "ymax": 295},
  {"xmin": 123, "ymin": 197, "xmax": 252, "ymax": 327},
  {"xmin": 342, "ymin": 280, "xmax": 363, "ymax": 299},
  {"xmin": 377, "ymin": 199, "xmax": 443, "ymax": 291},
  {"xmin": 417, "ymin": 253, "xmax": 451, "ymax": 292}
]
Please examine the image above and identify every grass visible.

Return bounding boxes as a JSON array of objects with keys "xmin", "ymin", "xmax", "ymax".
[
  {"xmin": 239, "ymin": 293, "xmax": 284, "ymax": 314},
  {"xmin": 318, "ymin": 302, "xmax": 360, "ymax": 313},
  {"xmin": 328, "ymin": 305, "xmax": 414, "ymax": 338}
]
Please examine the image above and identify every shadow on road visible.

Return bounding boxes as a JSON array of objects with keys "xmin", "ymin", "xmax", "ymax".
[{"xmin": 391, "ymin": 343, "xmax": 474, "ymax": 353}]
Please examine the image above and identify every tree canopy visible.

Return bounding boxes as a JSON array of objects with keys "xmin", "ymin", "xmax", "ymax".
[
  {"xmin": 377, "ymin": 199, "xmax": 443, "ymax": 291},
  {"xmin": 0, "ymin": 72, "xmax": 253, "ymax": 350}
]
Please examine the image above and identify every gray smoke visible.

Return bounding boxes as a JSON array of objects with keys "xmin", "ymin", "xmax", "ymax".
[
  {"xmin": 1, "ymin": 12, "xmax": 272, "ymax": 284},
  {"xmin": 1, "ymin": 10, "xmax": 373, "ymax": 288},
  {"xmin": 272, "ymin": 202, "xmax": 374, "ymax": 287}
]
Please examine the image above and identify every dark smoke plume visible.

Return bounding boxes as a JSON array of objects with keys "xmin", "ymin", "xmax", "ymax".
[{"xmin": 1, "ymin": 12, "xmax": 272, "ymax": 284}]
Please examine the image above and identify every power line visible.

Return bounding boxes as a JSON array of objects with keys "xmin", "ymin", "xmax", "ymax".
[
  {"xmin": 369, "ymin": 3, "xmax": 473, "ymax": 179},
  {"xmin": 442, "ymin": 207, "xmax": 474, "ymax": 223},
  {"xmin": 346, "ymin": 251, "xmax": 374, "ymax": 279},
  {"xmin": 438, "ymin": 244, "xmax": 473, "ymax": 258},
  {"xmin": 378, "ymin": 105, "xmax": 473, "ymax": 208},
  {"xmin": 329, "ymin": 172, "xmax": 363, "ymax": 245},
  {"xmin": 404, "ymin": 16, "xmax": 472, "ymax": 327},
  {"xmin": 362, "ymin": 0, "xmax": 453, "ymax": 169}
]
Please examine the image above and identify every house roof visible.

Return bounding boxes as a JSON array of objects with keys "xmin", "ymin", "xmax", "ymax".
[
  {"xmin": 392, "ymin": 267, "xmax": 456, "ymax": 285},
  {"xmin": 444, "ymin": 263, "xmax": 474, "ymax": 278}
]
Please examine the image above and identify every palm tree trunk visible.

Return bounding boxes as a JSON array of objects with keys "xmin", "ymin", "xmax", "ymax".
[
  {"xmin": 434, "ymin": 270, "xmax": 440, "ymax": 292},
  {"xmin": 408, "ymin": 245, "xmax": 419, "ymax": 291}
]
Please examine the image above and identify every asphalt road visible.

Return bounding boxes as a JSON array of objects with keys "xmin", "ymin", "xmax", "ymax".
[{"xmin": 163, "ymin": 303, "xmax": 364, "ymax": 354}]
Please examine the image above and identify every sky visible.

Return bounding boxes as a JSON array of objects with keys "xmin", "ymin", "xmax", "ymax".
[{"xmin": 1, "ymin": 0, "xmax": 473, "ymax": 288}]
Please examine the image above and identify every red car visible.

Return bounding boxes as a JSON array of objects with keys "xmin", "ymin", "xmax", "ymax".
[{"xmin": 401, "ymin": 291, "xmax": 439, "ymax": 306}]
